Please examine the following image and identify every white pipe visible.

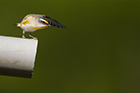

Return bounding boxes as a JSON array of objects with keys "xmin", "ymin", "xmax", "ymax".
[{"xmin": 0, "ymin": 36, "xmax": 38, "ymax": 78}]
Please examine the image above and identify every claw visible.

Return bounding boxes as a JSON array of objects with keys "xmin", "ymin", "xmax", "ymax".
[
  {"xmin": 22, "ymin": 35, "xmax": 25, "ymax": 38},
  {"xmin": 33, "ymin": 37, "xmax": 38, "ymax": 40}
]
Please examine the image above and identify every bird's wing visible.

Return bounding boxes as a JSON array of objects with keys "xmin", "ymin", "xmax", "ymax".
[{"xmin": 43, "ymin": 15, "xmax": 66, "ymax": 28}]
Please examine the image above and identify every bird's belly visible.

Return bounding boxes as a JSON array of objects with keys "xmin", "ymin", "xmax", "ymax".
[
  {"xmin": 31, "ymin": 25, "xmax": 48, "ymax": 30},
  {"xmin": 21, "ymin": 24, "xmax": 36, "ymax": 32},
  {"xmin": 21, "ymin": 23, "xmax": 48, "ymax": 32}
]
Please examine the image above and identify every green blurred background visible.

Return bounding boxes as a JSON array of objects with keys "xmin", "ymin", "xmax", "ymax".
[{"xmin": 0, "ymin": 0, "xmax": 139, "ymax": 93}]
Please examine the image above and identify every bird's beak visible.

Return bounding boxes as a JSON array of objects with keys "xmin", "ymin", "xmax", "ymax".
[
  {"xmin": 13, "ymin": 24, "xmax": 17, "ymax": 26},
  {"xmin": 13, "ymin": 23, "xmax": 21, "ymax": 27}
]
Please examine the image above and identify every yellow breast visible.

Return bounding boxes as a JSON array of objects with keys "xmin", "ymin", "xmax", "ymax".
[
  {"xmin": 31, "ymin": 26, "xmax": 48, "ymax": 30},
  {"xmin": 22, "ymin": 19, "xmax": 48, "ymax": 31},
  {"xmin": 22, "ymin": 20, "xmax": 30, "ymax": 25}
]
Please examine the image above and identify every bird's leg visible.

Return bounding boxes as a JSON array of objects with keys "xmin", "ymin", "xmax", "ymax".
[
  {"xmin": 29, "ymin": 32, "xmax": 37, "ymax": 40},
  {"xmin": 22, "ymin": 30, "xmax": 25, "ymax": 38}
]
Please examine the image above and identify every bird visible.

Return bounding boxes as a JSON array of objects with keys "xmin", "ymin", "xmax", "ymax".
[{"xmin": 14, "ymin": 14, "xmax": 66, "ymax": 40}]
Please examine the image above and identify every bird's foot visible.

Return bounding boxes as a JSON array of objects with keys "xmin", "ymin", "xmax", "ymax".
[
  {"xmin": 22, "ymin": 35, "xmax": 25, "ymax": 38},
  {"xmin": 32, "ymin": 37, "xmax": 38, "ymax": 40},
  {"xmin": 29, "ymin": 34, "xmax": 37, "ymax": 40}
]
